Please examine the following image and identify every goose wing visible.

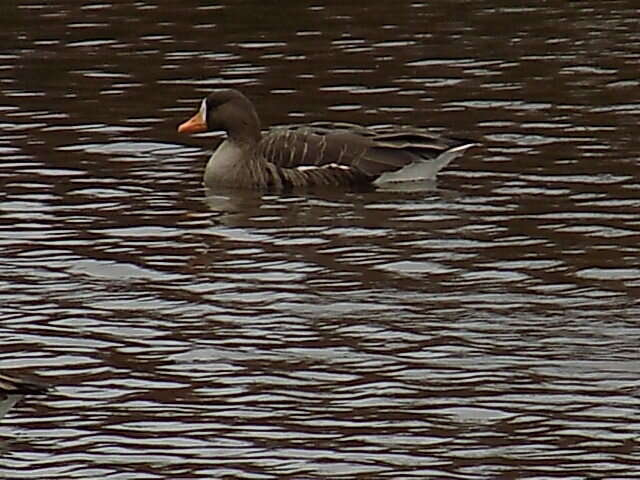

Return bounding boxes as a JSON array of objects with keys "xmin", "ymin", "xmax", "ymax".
[{"xmin": 258, "ymin": 122, "xmax": 473, "ymax": 177}]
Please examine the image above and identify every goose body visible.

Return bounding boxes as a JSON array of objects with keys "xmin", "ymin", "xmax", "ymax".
[
  {"xmin": 178, "ymin": 89, "xmax": 476, "ymax": 190},
  {"xmin": 0, "ymin": 372, "xmax": 48, "ymax": 420}
]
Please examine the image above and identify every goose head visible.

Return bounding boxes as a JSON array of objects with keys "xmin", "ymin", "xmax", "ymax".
[{"xmin": 178, "ymin": 89, "xmax": 262, "ymax": 144}]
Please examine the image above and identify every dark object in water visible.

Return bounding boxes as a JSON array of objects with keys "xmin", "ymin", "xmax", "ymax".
[{"xmin": 0, "ymin": 372, "xmax": 49, "ymax": 420}]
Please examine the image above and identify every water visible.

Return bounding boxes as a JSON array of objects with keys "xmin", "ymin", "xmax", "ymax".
[{"xmin": 2, "ymin": 0, "xmax": 640, "ymax": 478}]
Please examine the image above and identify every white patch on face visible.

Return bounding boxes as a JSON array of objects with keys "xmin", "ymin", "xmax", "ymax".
[{"xmin": 200, "ymin": 98, "xmax": 207, "ymax": 120}]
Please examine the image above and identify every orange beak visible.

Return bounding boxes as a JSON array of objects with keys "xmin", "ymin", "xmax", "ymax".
[{"xmin": 178, "ymin": 110, "xmax": 207, "ymax": 133}]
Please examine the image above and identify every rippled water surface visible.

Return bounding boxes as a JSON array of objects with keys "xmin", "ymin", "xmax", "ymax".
[{"xmin": 2, "ymin": 0, "xmax": 640, "ymax": 478}]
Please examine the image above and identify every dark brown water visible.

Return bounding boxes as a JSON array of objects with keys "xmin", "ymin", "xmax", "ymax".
[{"xmin": 2, "ymin": 0, "xmax": 640, "ymax": 478}]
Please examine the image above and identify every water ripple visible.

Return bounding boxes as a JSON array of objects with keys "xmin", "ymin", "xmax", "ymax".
[{"xmin": 2, "ymin": 0, "xmax": 640, "ymax": 478}]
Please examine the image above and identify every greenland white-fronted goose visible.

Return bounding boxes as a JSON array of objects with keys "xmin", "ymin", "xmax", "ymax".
[
  {"xmin": 178, "ymin": 89, "xmax": 476, "ymax": 190},
  {"xmin": 0, "ymin": 372, "xmax": 49, "ymax": 420}
]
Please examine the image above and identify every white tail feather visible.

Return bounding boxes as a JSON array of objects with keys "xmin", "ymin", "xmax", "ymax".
[{"xmin": 374, "ymin": 144, "xmax": 476, "ymax": 185}]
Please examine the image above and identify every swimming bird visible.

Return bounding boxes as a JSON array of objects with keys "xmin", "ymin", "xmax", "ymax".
[
  {"xmin": 0, "ymin": 372, "xmax": 49, "ymax": 420},
  {"xmin": 178, "ymin": 89, "xmax": 476, "ymax": 190}
]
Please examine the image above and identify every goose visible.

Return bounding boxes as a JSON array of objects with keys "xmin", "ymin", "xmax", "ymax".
[
  {"xmin": 0, "ymin": 372, "xmax": 49, "ymax": 420},
  {"xmin": 178, "ymin": 89, "xmax": 476, "ymax": 190}
]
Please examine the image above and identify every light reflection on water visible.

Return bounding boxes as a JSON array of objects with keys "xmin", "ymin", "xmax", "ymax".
[{"xmin": 2, "ymin": 0, "xmax": 640, "ymax": 478}]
